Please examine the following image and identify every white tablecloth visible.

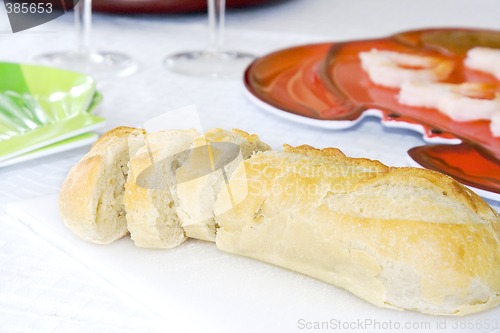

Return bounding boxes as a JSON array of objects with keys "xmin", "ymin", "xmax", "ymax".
[{"xmin": 1, "ymin": 1, "xmax": 500, "ymax": 332}]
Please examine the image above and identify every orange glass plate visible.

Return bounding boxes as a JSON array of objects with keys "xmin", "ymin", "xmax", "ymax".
[{"xmin": 244, "ymin": 28, "xmax": 500, "ymax": 199}]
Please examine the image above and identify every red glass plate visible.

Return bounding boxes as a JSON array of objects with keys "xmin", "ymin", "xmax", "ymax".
[
  {"xmin": 243, "ymin": 42, "xmax": 460, "ymax": 140},
  {"xmin": 81, "ymin": 0, "xmax": 270, "ymax": 14},
  {"xmin": 244, "ymin": 29, "xmax": 500, "ymax": 199},
  {"xmin": 408, "ymin": 143, "xmax": 499, "ymax": 198}
]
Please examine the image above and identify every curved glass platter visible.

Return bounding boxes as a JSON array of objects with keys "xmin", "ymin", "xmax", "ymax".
[{"xmin": 244, "ymin": 28, "xmax": 500, "ymax": 199}]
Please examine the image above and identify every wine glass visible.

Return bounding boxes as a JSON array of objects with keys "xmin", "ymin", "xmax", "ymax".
[
  {"xmin": 35, "ymin": 0, "xmax": 137, "ymax": 79},
  {"xmin": 163, "ymin": 0, "xmax": 255, "ymax": 78}
]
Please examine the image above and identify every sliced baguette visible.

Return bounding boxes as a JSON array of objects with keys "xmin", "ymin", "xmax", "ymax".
[
  {"xmin": 123, "ymin": 129, "xmax": 200, "ymax": 249},
  {"xmin": 174, "ymin": 128, "xmax": 271, "ymax": 241}
]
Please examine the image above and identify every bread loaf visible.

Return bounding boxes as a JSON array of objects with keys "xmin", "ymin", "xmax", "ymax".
[
  {"xmin": 214, "ymin": 145, "xmax": 500, "ymax": 315},
  {"xmin": 59, "ymin": 127, "xmax": 145, "ymax": 244},
  {"xmin": 60, "ymin": 127, "xmax": 500, "ymax": 315}
]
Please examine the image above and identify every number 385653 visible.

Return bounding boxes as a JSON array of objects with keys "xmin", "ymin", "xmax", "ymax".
[{"xmin": 5, "ymin": 2, "xmax": 53, "ymax": 14}]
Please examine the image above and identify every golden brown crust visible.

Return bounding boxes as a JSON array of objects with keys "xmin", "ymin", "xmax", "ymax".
[
  {"xmin": 231, "ymin": 128, "xmax": 264, "ymax": 144},
  {"xmin": 284, "ymin": 144, "xmax": 389, "ymax": 171},
  {"xmin": 204, "ymin": 128, "xmax": 271, "ymax": 155},
  {"xmin": 383, "ymin": 167, "xmax": 499, "ymax": 220},
  {"xmin": 89, "ymin": 126, "xmax": 144, "ymax": 151},
  {"xmin": 285, "ymin": 144, "xmax": 498, "ymax": 221}
]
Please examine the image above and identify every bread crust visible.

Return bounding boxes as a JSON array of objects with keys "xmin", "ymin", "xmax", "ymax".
[{"xmin": 214, "ymin": 145, "xmax": 500, "ymax": 315}]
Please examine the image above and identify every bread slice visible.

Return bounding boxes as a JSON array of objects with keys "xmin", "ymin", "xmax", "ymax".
[
  {"xmin": 59, "ymin": 126, "xmax": 146, "ymax": 244},
  {"xmin": 173, "ymin": 128, "xmax": 271, "ymax": 241},
  {"xmin": 214, "ymin": 144, "xmax": 500, "ymax": 316},
  {"xmin": 123, "ymin": 129, "xmax": 200, "ymax": 249}
]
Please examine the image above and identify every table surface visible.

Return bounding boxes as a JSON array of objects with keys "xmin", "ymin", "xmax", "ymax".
[{"xmin": 1, "ymin": 1, "xmax": 500, "ymax": 332}]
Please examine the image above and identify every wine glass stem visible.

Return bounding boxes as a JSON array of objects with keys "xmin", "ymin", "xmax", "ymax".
[
  {"xmin": 207, "ymin": 0, "xmax": 225, "ymax": 53},
  {"xmin": 75, "ymin": 0, "xmax": 93, "ymax": 56}
]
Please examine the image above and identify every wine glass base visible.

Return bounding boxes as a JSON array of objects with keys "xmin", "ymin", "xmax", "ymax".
[
  {"xmin": 163, "ymin": 50, "xmax": 255, "ymax": 78},
  {"xmin": 35, "ymin": 51, "xmax": 137, "ymax": 79}
]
